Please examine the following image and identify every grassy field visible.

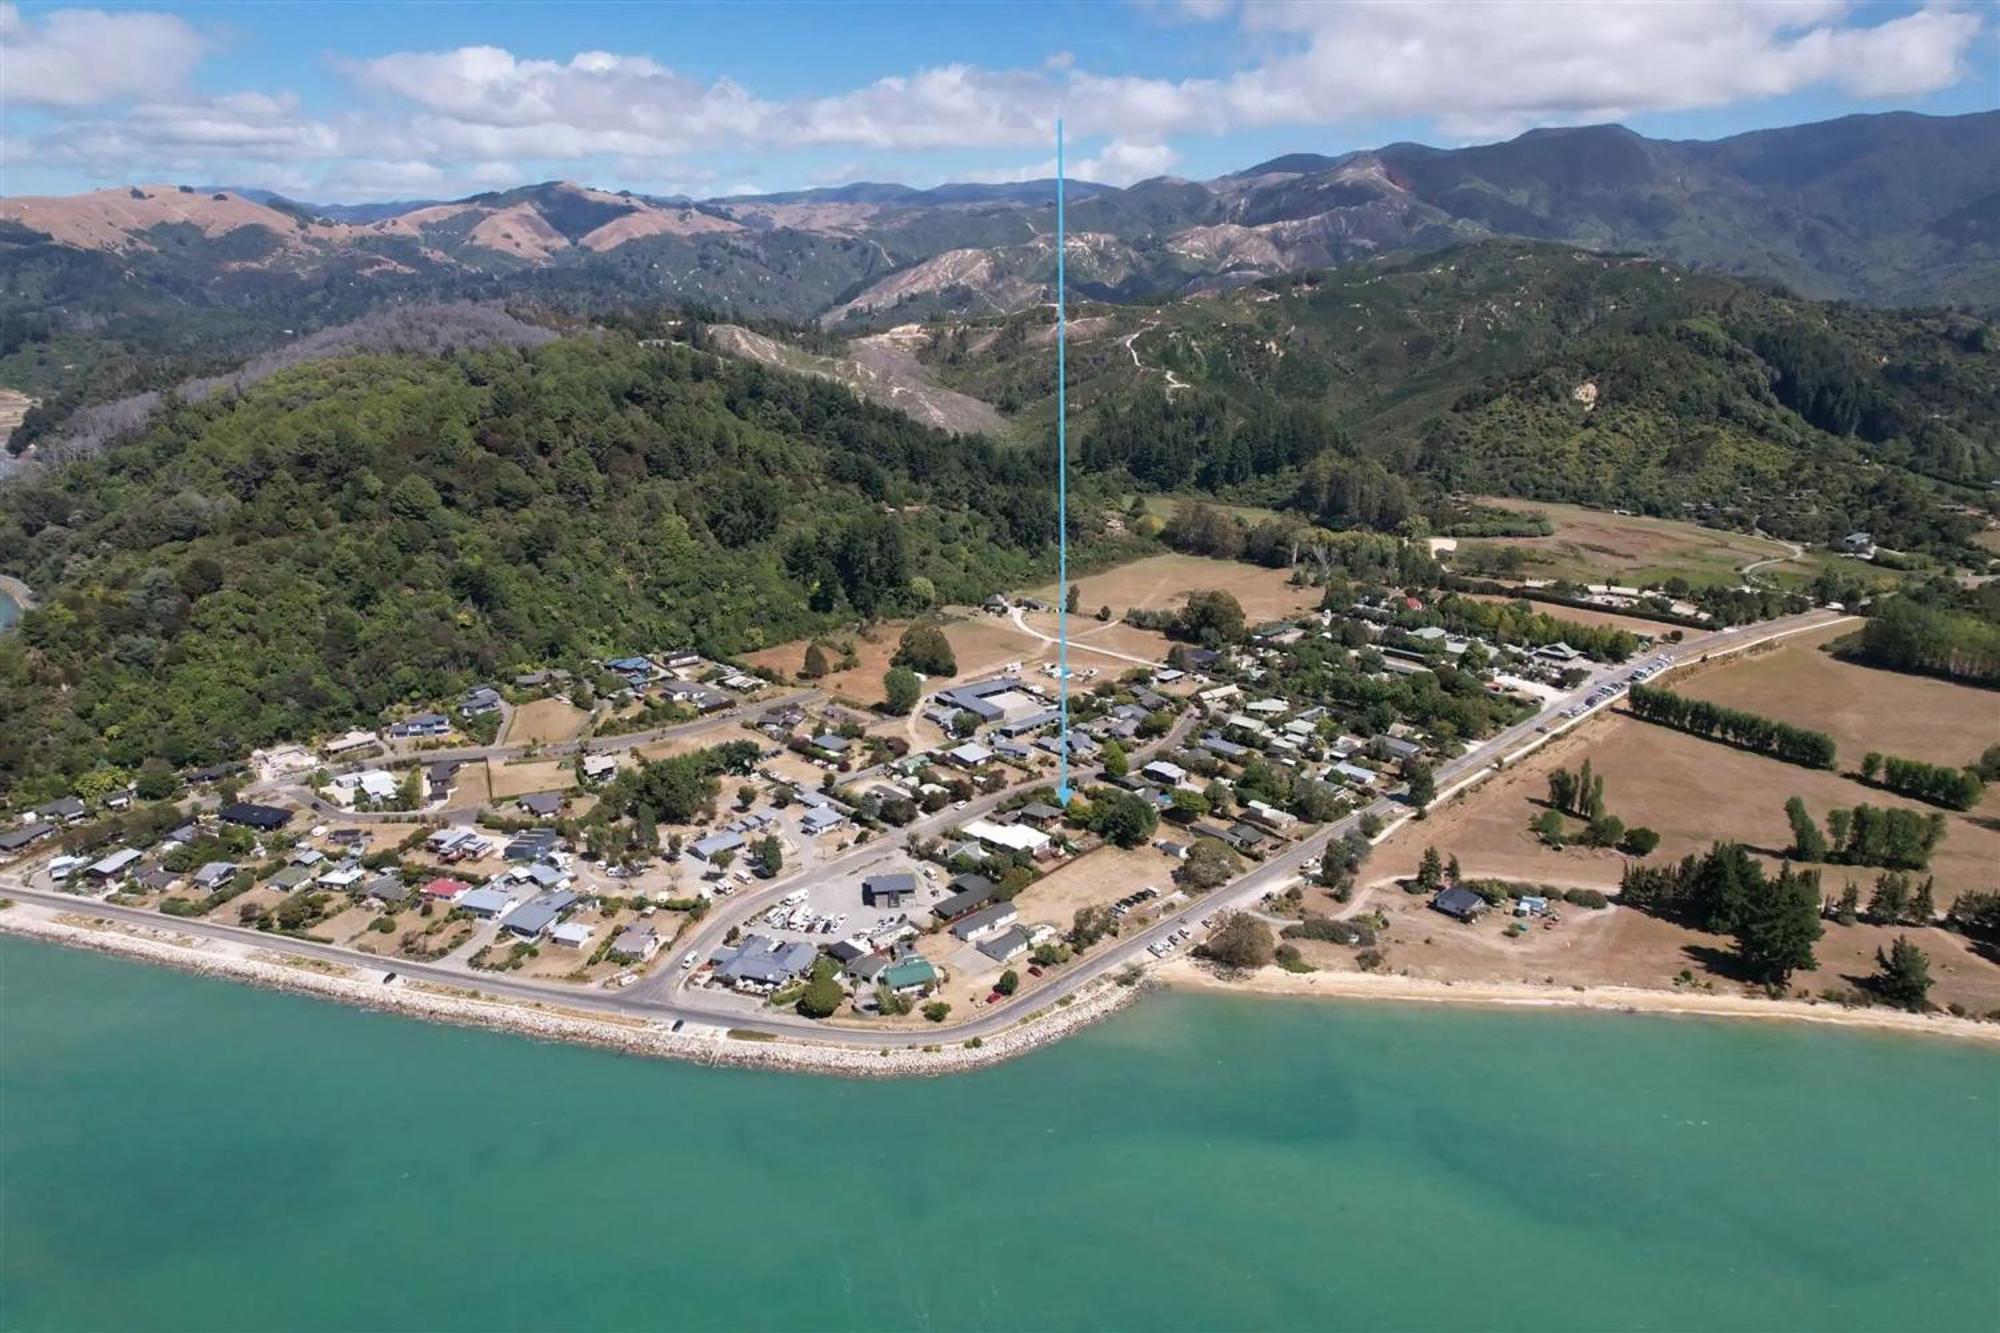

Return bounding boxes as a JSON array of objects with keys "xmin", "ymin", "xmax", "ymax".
[
  {"xmin": 1011, "ymin": 843, "xmax": 1176, "ymax": 927},
  {"xmin": 1459, "ymin": 497, "xmax": 1795, "ymax": 588}
]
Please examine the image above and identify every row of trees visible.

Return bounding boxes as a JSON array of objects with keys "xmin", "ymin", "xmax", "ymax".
[
  {"xmin": 1848, "ymin": 595, "xmax": 2000, "ymax": 688},
  {"xmin": 1786, "ymin": 797, "xmax": 1948, "ymax": 870},
  {"xmin": 1626, "ymin": 684, "xmax": 1837, "ymax": 769},
  {"xmin": 1860, "ymin": 751, "xmax": 1986, "ymax": 812}
]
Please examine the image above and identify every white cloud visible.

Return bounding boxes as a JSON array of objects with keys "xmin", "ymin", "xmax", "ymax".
[{"xmin": 0, "ymin": 3, "xmax": 206, "ymax": 106}]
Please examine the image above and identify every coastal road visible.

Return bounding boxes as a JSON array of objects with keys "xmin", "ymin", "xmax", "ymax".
[{"xmin": 3, "ymin": 610, "xmax": 1849, "ymax": 1049}]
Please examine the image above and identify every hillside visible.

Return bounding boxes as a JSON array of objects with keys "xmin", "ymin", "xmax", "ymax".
[
  {"xmin": 4, "ymin": 111, "xmax": 1993, "ymax": 426},
  {"xmin": 0, "ymin": 337, "xmax": 1071, "ymax": 797},
  {"xmin": 910, "ymin": 243, "xmax": 1999, "ymax": 555}
]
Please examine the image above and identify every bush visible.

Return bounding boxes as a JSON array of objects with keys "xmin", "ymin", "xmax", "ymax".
[
  {"xmin": 1619, "ymin": 826, "xmax": 1661, "ymax": 856},
  {"xmin": 921, "ymin": 1000, "xmax": 952, "ymax": 1023},
  {"xmin": 1562, "ymin": 888, "xmax": 1609, "ymax": 909},
  {"xmin": 1201, "ymin": 912, "xmax": 1275, "ymax": 969}
]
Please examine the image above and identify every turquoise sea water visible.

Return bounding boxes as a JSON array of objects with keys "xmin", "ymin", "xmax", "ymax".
[{"xmin": 2, "ymin": 936, "xmax": 1995, "ymax": 1332}]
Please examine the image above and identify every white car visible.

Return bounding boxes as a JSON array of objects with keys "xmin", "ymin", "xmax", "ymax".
[{"xmin": 680, "ymin": 951, "xmax": 698, "ymax": 971}]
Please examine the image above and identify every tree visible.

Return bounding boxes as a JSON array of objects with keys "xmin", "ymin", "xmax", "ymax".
[
  {"xmin": 1785, "ymin": 796, "xmax": 1827, "ymax": 862},
  {"xmin": 1203, "ymin": 912, "xmax": 1275, "ymax": 969},
  {"xmin": 894, "ymin": 623, "xmax": 956, "ymax": 676},
  {"xmin": 1548, "ymin": 767, "xmax": 1579, "ymax": 815},
  {"xmin": 1619, "ymin": 826, "xmax": 1660, "ymax": 856},
  {"xmin": 1977, "ymin": 744, "xmax": 2000, "ymax": 783},
  {"xmin": 796, "ymin": 960, "xmax": 844, "ymax": 1018},
  {"xmin": 883, "ymin": 665, "xmax": 921, "ymax": 715},
  {"xmin": 921, "ymin": 1000, "xmax": 952, "ymax": 1023},
  {"xmin": 750, "ymin": 834, "xmax": 784, "ymax": 878},
  {"xmin": 1180, "ymin": 837, "xmax": 1243, "ymax": 891},
  {"xmin": 1834, "ymin": 880, "xmax": 1860, "ymax": 925},
  {"xmin": 1091, "ymin": 790, "xmax": 1159, "ymax": 849},
  {"xmin": 995, "ymin": 969, "xmax": 1020, "ymax": 996},
  {"xmin": 1861, "ymin": 751, "xmax": 1883, "ymax": 782},
  {"xmin": 1101, "ymin": 740, "xmax": 1129, "ymax": 778},
  {"xmin": 1417, "ymin": 845, "xmax": 1444, "ymax": 890},
  {"xmin": 1445, "ymin": 853, "xmax": 1462, "ymax": 885},
  {"xmin": 1065, "ymin": 584, "xmax": 1080, "ymax": 614},
  {"xmin": 1532, "ymin": 808, "xmax": 1567, "ymax": 847},
  {"xmin": 1733, "ymin": 865, "xmax": 1823, "ymax": 990},
  {"xmin": 1203, "ymin": 779, "xmax": 1233, "ymax": 817},
  {"xmin": 1071, "ymin": 903, "xmax": 1115, "ymax": 948},
  {"xmin": 802, "ymin": 643, "xmax": 830, "ymax": 679},
  {"xmin": 1871, "ymin": 936, "xmax": 1932, "ymax": 1010},
  {"xmin": 737, "ymin": 783, "xmax": 758, "ymax": 810},
  {"xmin": 1169, "ymin": 787, "xmax": 1209, "ymax": 822},
  {"xmin": 1867, "ymin": 872, "xmax": 1911, "ymax": 924},
  {"xmin": 1403, "ymin": 759, "xmax": 1436, "ymax": 812},
  {"xmin": 1911, "ymin": 876, "xmax": 1936, "ymax": 924}
]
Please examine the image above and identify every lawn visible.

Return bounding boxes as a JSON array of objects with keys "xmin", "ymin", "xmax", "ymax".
[{"xmin": 1457, "ymin": 497, "xmax": 1795, "ymax": 588}]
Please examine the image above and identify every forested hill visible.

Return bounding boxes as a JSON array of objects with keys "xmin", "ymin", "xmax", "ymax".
[
  {"xmin": 0, "ymin": 337, "xmax": 1067, "ymax": 797},
  {"xmin": 915, "ymin": 242, "xmax": 1999, "ymax": 555}
]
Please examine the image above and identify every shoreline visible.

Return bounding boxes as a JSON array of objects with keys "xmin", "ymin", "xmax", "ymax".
[
  {"xmin": 1154, "ymin": 957, "xmax": 2000, "ymax": 1045},
  {"xmin": 0, "ymin": 907, "xmax": 1143, "ymax": 1078},
  {"xmin": 9, "ymin": 904, "xmax": 1995, "ymax": 1069}
]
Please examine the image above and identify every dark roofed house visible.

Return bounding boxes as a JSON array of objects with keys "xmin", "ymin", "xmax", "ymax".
[
  {"xmin": 861, "ymin": 872, "xmax": 917, "ymax": 908},
  {"xmin": 503, "ymin": 889, "xmax": 579, "ymax": 939},
  {"xmin": 1431, "ymin": 886, "xmax": 1487, "ymax": 922},
  {"xmin": 1016, "ymin": 801, "xmax": 1065, "ymax": 827},
  {"xmin": 931, "ymin": 875, "xmax": 999, "ymax": 921},
  {"xmin": 35, "ymin": 797, "xmax": 87, "ymax": 824},
  {"xmin": 518, "ymin": 791, "xmax": 564, "ymax": 819},
  {"xmin": 661, "ymin": 680, "xmax": 732, "ymax": 713},
  {"xmin": 220, "ymin": 802, "xmax": 292, "ymax": 832},
  {"xmin": 0, "ymin": 824, "xmax": 53, "ymax": 855}
]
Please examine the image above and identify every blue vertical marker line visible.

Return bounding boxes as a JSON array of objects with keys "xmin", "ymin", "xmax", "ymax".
[{"xmin": 1055, "ymin": 118, "xmax": 1071, "ymax": 804}]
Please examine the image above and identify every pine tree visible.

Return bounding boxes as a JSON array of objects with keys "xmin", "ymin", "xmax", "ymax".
[
  {"xmin": 1445, "ymin": 854, "xmax": 1462, "ymax": 886},
  {"xmin": 1872, "ymin": 936, "xmax": 1932, "ymax": 1010},
  {"xmin": 1417, "ymin": 845, "xmax": 1443, "ymax": 890},
  {"xmin": 1733, "ymin": 865, "xmax": 1823, "ymax": 990},
  {"xmin": 802, "ymin": 643, "xmax": 830, "ymax": 679},
  {"xmin": 1911, "ymin": 877, "xmax": 1936, "ymax": 925},
  {"xmin": 1835, "ymin": 881, "xmax": 1860, "ymax": 926}
]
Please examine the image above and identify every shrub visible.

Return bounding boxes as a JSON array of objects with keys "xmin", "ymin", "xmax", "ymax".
[{"xmin": 921, "ymin": 1000, "xmax": 952, "ymax": 1023}]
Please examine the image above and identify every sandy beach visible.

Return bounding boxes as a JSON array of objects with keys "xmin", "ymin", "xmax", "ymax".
[
  {"xmin": 1155, "ymin": 956, "xmax": 2000, "ymax": 1044},
  {"xmin": 0, "ymin": 904, "xmax": 1142, "ymax": 1077}
]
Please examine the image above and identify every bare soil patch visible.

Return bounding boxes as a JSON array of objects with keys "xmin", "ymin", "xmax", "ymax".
[
  {"xmin": 486, "ymin": 759, "xmax": 577, "ymax": 802},
  {"xmin": 1012, "ymin": 844, "xmax": 1175, "ymax": 926}
]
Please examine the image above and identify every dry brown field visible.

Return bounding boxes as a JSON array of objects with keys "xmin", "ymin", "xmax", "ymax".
[
  {"xmin": 1011, "ymin": 844, "xmax": 1173, "ymax": 927},
  {"xmin": 1374, "ymin": 712, "xmax": 2000, "ymax": 908},
  {"xmin": 1461, "ymin": 497, "xmax": 1791, "ymax": 587},
  {"xmin": 1674, "ymin": 622, "xmax": 1999, "ymax": 770},
  {"xmin": 1460, "ymin": 592, "xmax": 1673, "ymax": 639},
  {"xmin": 502, "ymin": 697, "xmax": 591, "ymax": 746},
  {"xmin": 1034, "ymin": 553, "xmax": 1321, "ymax": 622},
  {"xmin": 486, "ymin": 759, "xmax": 577, "ymax": 801}
]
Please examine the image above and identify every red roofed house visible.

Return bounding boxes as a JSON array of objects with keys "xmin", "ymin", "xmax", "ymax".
[
  {"xmin": 1402, "ymin": 596, "xmax": 1424, "ymax": 610},
  {"xmin": 423, "ymin": 877, "xmax": 470, "ymax": 903}
]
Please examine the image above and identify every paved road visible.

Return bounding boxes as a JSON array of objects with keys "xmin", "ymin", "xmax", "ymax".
[{"xmin": 4, "ymin": 610, "xmax": 1849, "ymax": 1047}]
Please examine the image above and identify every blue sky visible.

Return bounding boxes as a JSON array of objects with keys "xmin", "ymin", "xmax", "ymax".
[{"xmin": 3, "ymin": 1, "xmax": 1994, "ymax": 201}]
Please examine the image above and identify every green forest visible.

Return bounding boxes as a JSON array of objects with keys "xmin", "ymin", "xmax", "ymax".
[{"xmin": 0, "ymin": 336, "xmax": 1083, "ymax": 799}]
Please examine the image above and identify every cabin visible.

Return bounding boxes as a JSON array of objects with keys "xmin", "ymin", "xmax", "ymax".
[{"xmin": 1431, "ymin": 886, "xmax": 1487, "ymax": 922}]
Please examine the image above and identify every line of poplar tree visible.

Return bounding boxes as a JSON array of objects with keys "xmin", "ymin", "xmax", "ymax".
[{"xmin": 1626, "ymin": 684, "xmax": 1837, "ymax": 769}]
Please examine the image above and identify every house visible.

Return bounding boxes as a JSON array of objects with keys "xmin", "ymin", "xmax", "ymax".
[
  {"xmin": 977, "ymin": 924, "xmax": 1033, "ymax": 963},
  {"xmin": 1840, "ymin": 531, "xmax": 1877, "ymax": 557},
  {"xmin": 135, "ymin": 867, "xmax": 182, "ymax": 893},
  {"xmin": 268, "ymin": 864, "xmax": 315, "ymax": 893},
  {"xmin": 1376, "ymin": 736, "xmax": 1423, "ymax": 762},
  {"xmin": 810, "ymin": 734, "xmax": 853, "ymax": 758},
  {"xmin": 460, "ymin": 685, "xmax": 503, "ymax": 716},
  {"xmin": 604, "ymin": 656, "xmax": 657, "ymax": 686},
  {"xmin": 504, "ymin": 829, "xmax": 561, "ymax": 862},
  {"xmin": 323, "ymin": 729, "xmax": 380, "ymax": 757},
  {"xmin": 34, "ymin": 797, "xmax": 88, "ymax": 825},
  {"xmin": 690, "ymin": 831, "xmax": 746, "ymax": 862},
  {"xmin": 1330, "ymin": 761, "xmax": 1379, "ymax": 788},
  {"xmin": 219, "ymin": 802, "xmax": 292, "ymax": 832},
  {"xmin": 945, "ymin": 741, "xmax": 994, "ymax": 769},
  {"xmin": 861, "ymin": 872, "xmax": 917, "ymax": 908},
  {"xmin": 847, "ymin": 953, "xmax": 891, "ymax": 986},
  {"xmin": 1431, "ymin": 886, "xmax": 1487, "ymax": 922},
  {"xmin": 715, "ymin": 934, "xmax": 818, "ymax": 989},
  {"xmin": 1184, "ymin": 648, "xmax": 1221, "ymax": 671},
  {"xmin": 85, "ymin": 848, "xmax": 142, "ymax": 882},
  {"xmin": 425, "ymin": 828, "xmax": 490, "ymax": 861},
  {"xmin": 932, "ymin": 876, "xmax": 999, "ymax": 921},
  {"xmin": 331, "ymin": 770, "xmax": 399, "ymax": 804},
  {"xmin": 609, "ymin": 925, "xmax": 660, "ymax": 962},
  {"xmin": 1141, "ymin": 760, "xmax": 1187, "ymax": 786},
  {"xmin": 0, "ymin": 824, "xmax": 52, "ymax": 856},
  {"xmin": 362, "ymin": 875, "xmax": 409, "ymax": 906},
  {"xmin": 1244, "ymin": 799, "xmax": 1298, "ymax": 832},
  {"xmin": 549, "ymin": 921, "xmax": 594, "ymax": 948},
  {"xmin": 518, "ymin": 791, "xmax": 565, "ymax": 819},
  {"xmin": 1200, "ymin": 734, "xmax": 1250, "ymax": 762},
  {"xmin": 962, "ymin": 818, "xmax": 1052, "ymax": 858},
  {"xmin": 581, "ymin": 754, "xmax": 618, "ymax": 783},
  {"xmin": 951, "ymin": 901, "xmax": 1020, "ymax": 943},
  {"xmin": 251, "ymin": 745, "xmax": 316, "ymax": 781},
  {"xmin": 660, "ymin": 680, "xmax": 731, "ymax": 713},
  {"xmin": 191, "ymin": 861, "xmax": 238, "ymax": 892},
  {"xmin": 514, "ymin": 669, "xmax": 572, "ymax": 690},
  {"xmin": 1533, "ymin": 642, "xmax": 1584, "ymax": 665},
  {"xmin": 934, "ymin": 677, "xmax": 1040, "ymax": 726},
  {"xmin": 459, "ymin": 885, "xmax": 520, "ymax": 919},
  {"xmin": 502, "ymin": 889, "xmax": 578, "ymax": 939},
  {"xmin": 1015, "ymin": 802, "xmax": 1065, "ymax": 828},
  {"xmin": 800, "ymin": 807, "xmax": 846, "ymax": 837},
  {"xmin": 422, "ymin": 877, "xmax": 470, "ymax": 904},
  {"xmin": 387, "ymin": 712, "xmax": 451, "ymax": 739},
  {"xmin": 880, "ymin": 958, "xmax": 938, "ymax": 994},
  {"xmin": 426, "ymin": 761, "xmax": 461, "ymax": 801}
]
